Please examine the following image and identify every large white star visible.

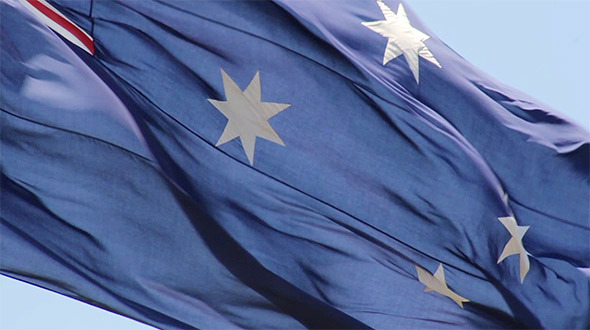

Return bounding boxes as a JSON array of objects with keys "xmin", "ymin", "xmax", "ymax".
[
  {"xmin": 362, "ymin": 1, "xmax": 441, "ymax": 83},
  {"xmin": 497, "ymin": 216, "xmax": 531, "ymax": 283},
  {"xmin": 208, "ymin": 70, "xmax": 290, "ymax": 165},
  {"xmin": 416, "ymin": 264, "xmax": 469, "ymax": 308}
]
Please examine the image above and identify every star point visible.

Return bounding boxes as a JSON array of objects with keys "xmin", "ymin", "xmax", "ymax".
[
  {"xmin": 362, "ymin": 1, "xmax": 440, "ymax": 83},
  {"xmin": 497, "ymin": 216, "xmax": 531, "ymax": 283},
  {"xmin": 208, "ymin": 70, "xmax": 290, "ymax": 165},
  {"xmin": 416, "ymin": 264, "xmax": 469, "ymax": 308}
]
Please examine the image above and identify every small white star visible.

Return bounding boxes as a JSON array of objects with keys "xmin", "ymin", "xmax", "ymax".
[
  {"xmin": 208, "ymin": 69, "xmax": 290, "ymax": 165},
  {"xmin": 497, "ymin": 216, "xmax": 531, "ymax": 283},
  {"xmin": 362, "ymin": 1, "xmax": 441, "ymax": 83},
  {"xmin": 416, "ymin": 263, "xmax": 469, "ymax": 308}
]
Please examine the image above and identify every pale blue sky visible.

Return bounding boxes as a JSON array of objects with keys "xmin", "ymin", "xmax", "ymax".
[{"xmin": 1, "ymin": 1, "xmax": 588, "ymax": 329}]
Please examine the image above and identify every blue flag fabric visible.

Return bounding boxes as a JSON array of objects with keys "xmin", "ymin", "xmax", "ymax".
[{"xmin": 1, "ymin": 0, "xmax": 589, "ymax": 328}]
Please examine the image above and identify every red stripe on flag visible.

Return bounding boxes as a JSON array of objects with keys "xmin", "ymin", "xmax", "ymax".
[{"xmin": 26, "ymin": 0, "xmax": 95, "ymax": 54}]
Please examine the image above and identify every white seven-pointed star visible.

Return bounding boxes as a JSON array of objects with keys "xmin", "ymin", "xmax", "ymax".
[
  {"xmin": 497, "ymin": 216, "xmax": 531, "ymax": 283},
  {"xmin": 416, "ymin": 264, "xmax": 469, "ymax": 308},
  {"xmin": 362, "ymin": 1, "xmax": 441, "ymax": 83},
  {"xmin": 208, "ymin": 70, "xmax": 290, "ymax": 165}
]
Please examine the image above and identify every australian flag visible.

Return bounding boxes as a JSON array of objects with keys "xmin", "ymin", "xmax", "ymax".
[{"xmin": 1, "ymin": 0, "xmax": 589, "ymax": 328}]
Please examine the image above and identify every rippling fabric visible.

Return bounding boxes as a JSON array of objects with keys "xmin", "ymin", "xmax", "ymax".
[{"xmin": 1, "ymin": 0, "xmax": 588, "ymax": 328}]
